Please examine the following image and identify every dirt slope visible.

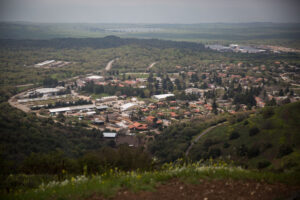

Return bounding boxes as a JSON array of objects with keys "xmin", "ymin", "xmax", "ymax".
[{"xmin": 88, "ymin": 179, "xmax": 300, "ymax": 200}]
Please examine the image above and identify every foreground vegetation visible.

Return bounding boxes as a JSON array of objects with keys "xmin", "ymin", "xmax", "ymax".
[{"xmin": 2, "ymin": 161, "xmax": 300, "ymax": 200}]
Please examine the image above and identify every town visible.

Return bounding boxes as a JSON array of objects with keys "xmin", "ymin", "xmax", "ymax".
[{"xmin": 9, "ymin": 58, "xmax": 300, "ymax": 147}]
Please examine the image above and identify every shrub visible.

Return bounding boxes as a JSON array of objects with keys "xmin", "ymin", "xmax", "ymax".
[
  {"xmin": 261, "ymin": 143, "xmax": 273, "ymax": 152},
  {"xmin": 203, "ymin": 139, "xmax": 213, "ymax": 151},
  {"xmin": 247, "ymin": 146, "xmax": 260, "ymax": 158},
  {"xmin": 223, "ymin": 142, "xmax": 230, "ymax": 148},
  {"xmin": 277, "ymin": 145, "xmax": 293, "ymax": 158},
  {"xmin": 249, "ymin": 127, "xmax": 260, "ymax": 136},
  {"xmin": 229, "ymin": 131, "xmax": 240, "ymax": 140},
  {"xmin": 262, "ymin": 107, "xmax": 274, "ymax": 119},
  {"xmin": 257, "ymin": 161, "xmax": 271, "ymax": 169},
  {"xmin": 237, "ymin": 144, "xmax": 248, "ymax": 156},
  {"xmin": 262, "ymin": 120, "xmax": 274, "ymax": 130},
  {"xmin": 208, "ymin": 148, "xmax": 221, "ymax": 158}
]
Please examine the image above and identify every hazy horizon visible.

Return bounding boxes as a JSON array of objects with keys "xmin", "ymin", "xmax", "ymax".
[{"xmin": 1, "ymin": 0, "xmax": 300, "ymax": 24}]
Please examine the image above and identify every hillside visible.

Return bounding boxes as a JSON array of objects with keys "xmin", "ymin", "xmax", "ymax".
[{"xmin": 188, "ymin": 102, "xmax": 300, "ymax": 171}]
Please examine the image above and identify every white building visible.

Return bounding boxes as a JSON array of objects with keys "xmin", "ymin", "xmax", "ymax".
[
  {"xmin": 49, "ymin": 104, "xmax": 95, "ymax": 114},
  {"xmin": 86, "ymin": 75, "xmax": 104, "ymax": 81},
  {"xmin": 152, "ymin": 94, "xmax": 175, "ymax": 100},
  {"xmin": 103, "ymin": 132, "xmax": 117, "ymax": 138},
  {"xmin": 97, "ymin": 96, "xmax": 118, "ymax": 103},
  {"xmin": 120, "ymin": 103, "xmax": 138, "ymax": 111},
  {"xmin": 35, "ymin": 87, "xmax": 64, "ymax": 94}
]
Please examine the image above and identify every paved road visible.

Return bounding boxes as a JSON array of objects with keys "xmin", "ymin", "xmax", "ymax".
[{"xmin": 185, "ymin": 122, "xmax": 225, "ymax": 156}]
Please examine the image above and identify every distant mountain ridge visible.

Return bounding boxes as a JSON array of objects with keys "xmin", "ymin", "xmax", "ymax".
[{"xmin": 0, "ymin": 36, "xmax": 206, "ymax": 51}]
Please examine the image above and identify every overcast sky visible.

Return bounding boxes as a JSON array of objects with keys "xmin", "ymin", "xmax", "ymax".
[{"xmin": 0, "ymin": 0, "xmax": 299, "ymax": 23}]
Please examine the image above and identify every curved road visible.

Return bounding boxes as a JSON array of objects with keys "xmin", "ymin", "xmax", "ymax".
[
  {"xmin": 8, "ymin": 91, "xmax": 31, "ymax": 113},
  {"xmin": 185, "ymin": 122, "xmax": 225, "ymax": 156}
]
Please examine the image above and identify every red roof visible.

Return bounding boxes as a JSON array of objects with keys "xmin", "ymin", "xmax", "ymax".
[
  {"xmin": 170, "ymin": 112, "xmax": 178, "ymax": 117},
  {"xmin": 148, "ymin": 105, "xmax": 157, "ymax": 109},
  {"xmin": 129, "ymin": 122, "xmax": 148, "ymax": 130},
  {"xmin": 146, "ymin": 116, "xmax": 156, "ymax": 122}
]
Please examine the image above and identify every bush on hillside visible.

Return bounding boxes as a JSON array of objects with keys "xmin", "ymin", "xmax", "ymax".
[
  {"xmin": 237, "ymin": 144, "xmax": 248, "ymax": 156},
  {"xmin": 249, "ymin": 127, "xmax": 260, "ymax": 136},
  {"xmin": 257, "ymin": 160, "xmax": 271, "ymax": 169},
  {"xmin": 229, "ymin": 131, "xmax": 240, "ymax": 140},
  {"xmin": 247, "ymin": 146, "xmax": 260, "ymax": 158},
  {"xmin": 223, "ymin": 142, "xmax": 230, "ymax": 148},
  {"xmin": 208, "ymin": 148, "xmax": 221, "ymax": 158},
  {"xmin": 261, "ymin": 120, "xmax": 274, "ymax": 130},
  {"xmin": 262, "ymin": 107, "xmax": 274, "ymax": 119},
  {"xmin": 277, "ymin": 145, "xmax": 293, "ymax": 158}
]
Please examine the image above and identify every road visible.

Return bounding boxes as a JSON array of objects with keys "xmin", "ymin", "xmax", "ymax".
[
  {"xmin": 8, "ymin": 91, "xmax": 31, "ymax": 113},
  {"xmin": 147, "ymin": 62, "xmax": 157, "ymax": 70},
  {"xmin": 185, "ymin": 122, "xmax": 225, "ymax": 156},
  {"xmin": 15, "ymin": 83, "xmax": 34, "ymax": 88}
]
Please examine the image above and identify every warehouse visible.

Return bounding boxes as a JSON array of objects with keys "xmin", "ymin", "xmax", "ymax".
[
  {"xmin": 152, "ymin": 94, "xmax": 175, "ymax": 101},
  {"xmin": 49, "ymin": 104, "xmax": 95, "ymax": 114}
]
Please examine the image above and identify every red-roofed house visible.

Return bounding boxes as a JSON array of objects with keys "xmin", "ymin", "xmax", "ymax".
[{"xmin": 129, "ymin": 122, "xmax": 148, "ymax": 131}]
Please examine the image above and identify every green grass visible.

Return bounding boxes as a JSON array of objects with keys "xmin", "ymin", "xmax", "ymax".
[{"xmin": 2, "ymin": 162, "xmax": 299, "ymax": 200}]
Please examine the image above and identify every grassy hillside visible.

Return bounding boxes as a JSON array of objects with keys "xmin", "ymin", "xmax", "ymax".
[{"xmin": 189, "ymin": 102, "xmax": 300, "ymax": 171}]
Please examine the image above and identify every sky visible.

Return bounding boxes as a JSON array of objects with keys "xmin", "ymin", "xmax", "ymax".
[{"xmin": 0, "ymin": 0, "xmax": 299, "ymax": 23}]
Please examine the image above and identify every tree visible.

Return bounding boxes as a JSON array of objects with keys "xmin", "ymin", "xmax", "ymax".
[
  {"xmin": 279, "ymin": 89, "xmax": 284, "ymax": 96},
  {"xmin": 105, "ymin": 113, "xmax": 109, "ymax": 123},
  {"xmin": 212, "ymin": 99, "xmax": 218, "ymax": 115},
  {"xmin": 147, "ymin": 72, "xmax": 154, "ymax": 83},
  {"xmin": 57, "ymin": 113, "xmax": 65, "ymax": 122},
  {"xmin": 43, "ymin": 77, "xmax": 58, "ymax": 88},
  {"xmin": 266, "ymin": 98, "xmax": 276, "ymax": 106}
]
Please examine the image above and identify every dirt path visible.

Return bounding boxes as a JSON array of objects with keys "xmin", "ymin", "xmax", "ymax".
[
  {"xmin": 105, "ymin": 59, "xmax": 116, "ymax": 71},
  {"xmin": 185, "ymin": 123, "xmax": 225, "ymax": 156},
  {"xmin": 147, "ymin": 62, "xmax": 157, "ymax": 70},
  {"xmin": 89, "ymin": 179, "xmax": 300, "ymax": 200}
]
